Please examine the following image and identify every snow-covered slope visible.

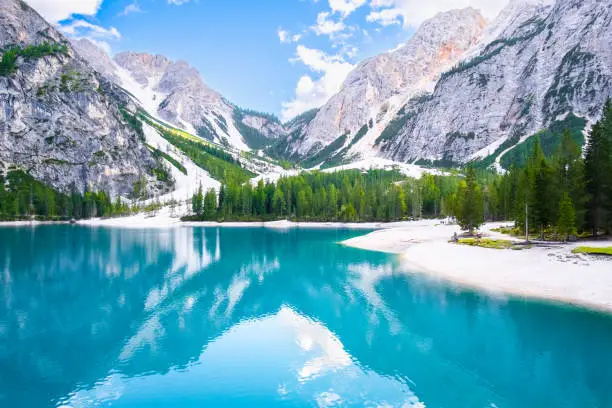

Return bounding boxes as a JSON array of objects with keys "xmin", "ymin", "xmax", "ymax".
[
  {"xmin": 141, "ymin": 122, "xmax": 220, "ymax": 202},
  {"xmin": 71, "ymin": 39, "xmax": 291, "ymax": 203},
  {"xmin": 72, "ymin": 40, "xmax": 288, "ymax": 152},
  {"xmin": 378, "ymin": 0, "xmax": 612, "ymax": 163},
  {"xmin": 114, "ymin": 51, "xmax": 252, "ymax": 150},
  {"xmin": 285, "ymin": 7, "xmax": 487, "ymax": 162}
]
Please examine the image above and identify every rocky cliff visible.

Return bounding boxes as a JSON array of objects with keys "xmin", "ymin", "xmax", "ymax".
[
  {"xmin": 378, "ymin": 0, "xmax": 612, "ymax": 163},
  {"xmin": 0, "ymin": 0, "xmax": 170, "ymax": 196},
  {"xmin": 75, "ymin": 46, "xmax": 286, "ymax": 152},
  {"xmin": 285, "ymin": 7, "xmax": 487, "ymax": 162}
]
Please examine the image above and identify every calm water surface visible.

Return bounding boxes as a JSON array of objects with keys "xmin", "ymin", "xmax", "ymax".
[{"xmin": 0, "ymin": 226, "xmax": 611, "ymax": 407}]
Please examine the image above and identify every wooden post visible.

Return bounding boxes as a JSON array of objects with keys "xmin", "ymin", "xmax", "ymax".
[{"xmin": 525, "ymin": 202, "xmax": 529, "ymax": 243}]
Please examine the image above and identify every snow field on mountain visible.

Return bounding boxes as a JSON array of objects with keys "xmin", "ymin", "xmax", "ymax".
[{"xmin": 141, "ymin": 122, "xmax": 220, "ymax": 206}]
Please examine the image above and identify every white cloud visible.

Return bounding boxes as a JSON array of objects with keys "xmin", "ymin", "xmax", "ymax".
[
  {"xmin": 118, "ymin": 2, "xmax": 144, "ymax": 17},
  {"xmin": 60, "ymin": 20, "xmax": 121, "ymax": 40},
  {"xmin": 281, "ymin": 45, "xmax": 354, "ymax": 121},
  {"xmin": 366, "ymin": 7, "xmax": 403, "ymax": 26},
  {"xmin": 278, "ymin": 28, "xmax": 302, "ymax": 44},
  {"xmin": 25, "ymin": 0, "xmax": 103, "ymax": 23},
  {"xmin": 312, "ymin": 12, "xmax": 346, "ymax": 36},
  {"xmin": 366, "ymin": 0, "xmax": 549, "ymax": 28},
  {"xmin": 344, "ymin": 45, "xmax": 359, "ymax": 59},
  {"xmin": 168, "ymin": 0, "xmax": 191, "ymax": 4},
  {"xmin": 329, "ymin": 0, "xmax": 367, "ymax": 16}
]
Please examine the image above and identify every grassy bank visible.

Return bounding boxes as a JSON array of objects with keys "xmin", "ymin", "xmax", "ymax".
[
  {"xmin": 572, "ymin": 247, "xmax": 612, "ymax": 256},
  {"xmin": 457, "ymin": 238, "xmax": 527, "ymax": 250}
]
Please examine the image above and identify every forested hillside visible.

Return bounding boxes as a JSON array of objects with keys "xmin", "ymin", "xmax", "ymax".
[{"xmin": 188, "ymin": 101, "xmax": 612, "ymax": 239}]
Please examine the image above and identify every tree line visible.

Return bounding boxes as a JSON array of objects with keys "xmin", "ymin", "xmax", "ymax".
[
  {"xmin": 478, "ymin": 100, "xmax": 612, "ymax": 239},
  {"xmin": 2, "ymin": 99, "xmax": 610, "ymax": 234},
  {"xmin": 0, "ymin": 170, "xmax": 134, "ymax": 221},
  {"xmin": 187, "ymin": 169, "xmax": 465, "ymax": 222},
  {"xmin": 189, "ymin": 100, "xmax": 612, "ymax": 240}
]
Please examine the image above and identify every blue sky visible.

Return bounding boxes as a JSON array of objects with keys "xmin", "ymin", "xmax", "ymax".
[{"xmin": 26, "ymin": 0, "xmax": 512, "ymax": 121}]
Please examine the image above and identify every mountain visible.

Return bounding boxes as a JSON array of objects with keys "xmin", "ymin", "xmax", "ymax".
[
  {"xmin": 0, "ymin": 0, "xmax": 170, "ymax": 196},
  {"xmin": 71, "ymin": 41, "xmax": 286, "ymax": 152},
  {"xmin": 283, "ymin": 7, "xmax": 487, "ymax": 164},
  {"xmin": 376, "ymin": 0, "xmax": 612, "ymax": 164}
]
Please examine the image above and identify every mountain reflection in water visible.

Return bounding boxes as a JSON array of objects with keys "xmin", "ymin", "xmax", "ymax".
[{"xmin": 0, "ymin": 226, "xmax": 610, "ymax": 408}]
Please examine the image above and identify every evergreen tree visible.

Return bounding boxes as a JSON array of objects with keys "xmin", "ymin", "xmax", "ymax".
[
  {"xmin": 584, "ymin": 122, "xmax": 611, "ymax": 236},
  {"xmin": 296, "ymin": 190, "xmax": 307, "ymax": 219},
  {"xmin": 532, "ymin": 157, "xmax": 556, "ymax": 238},
  {"xmin": 554, "ymin": 130, "xmax": 586, "ymax": 229},
  {"xmin": 455, "ymin": 166, "xmax": 484, "ymax": 235},
  {"xmin": 327, "ymin": 184, "xmax": 338, "ymax": 219},
  {"xmin": 203, "ymin": 189, "xmax": 217, "ymax": 220},
  {"xmin": 341, "ymin": 203, "xmax": 357, "ymax": 221},
  {"xmin": 557, "ymin": 192, "xmax": 576, "ymax": 241},
  {"xmin": 272, "ymin": 187, "xmax": 286, "ymax": 216},
  {"xmin": 602, "ymin": 98, "xmax": 612, "ymax": 232},
  {"xmin": 253, "ymin": 180, "xmax": 266, "ymax": 216},
  {"xmin": 191, "ymin": 184, "xmax": 203, "ymax": 215}
]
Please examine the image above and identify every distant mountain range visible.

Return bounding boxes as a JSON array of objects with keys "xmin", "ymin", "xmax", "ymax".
[
  {"xmin": 71, "ymin": 39, "xmax": 288, "ymax": 152},
  {"xmin": 1, "ymin": 0, "xmax": 611, "ymax": 197}
]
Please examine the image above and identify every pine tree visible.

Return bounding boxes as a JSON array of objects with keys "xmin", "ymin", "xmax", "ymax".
[
  {"xmin": 203, "ymin": 189, "xmax": 217, "ymax": 220},
  {"xmin": 191, "ymin": 184, "xmax": 203, "ymax": 216},
  {"xmin": 351, "ymin": 183, "xmax": 366, "ymax": 219},
  {"xmin": 584, "ymin": 122, "xmax": 611, "ymax": 236},
  {"xmin": 455, "ymin": 166, "xmax": 484, "ymax": 235},
  {"xmin": 532, "ymin": 157, "xmax": 556, "ymax": 238},
  {"xmin": 390, "ymin": 185, "xmax": 406, "ymax": 220},
  {"xmin": 422, "ymin": 174, "xmax": 441, "ymax": 216},
  {"xmin": 240, "ymin": 184, "xmax": 252, "ymax": 217},
  {"xmin": 327, "ymin": 184, "xmax": 338, "ymax": 219},
  {"xmin": 557, "ymin": 192, "xmax": 576, "ymax": 241},
  {"xmin": 253, "ymin": 180, "xmax": 266, "ymax": 216},
  {"xmin": 554, "ymin": 129, "xmax": 586, "ymax": 229},
  {"xmin": 296, "ymin": 190, "xmax": 307, "ymax": 219},
  {"xmin": 341, "ymin": 203, "xmax": 357, "ymax": 221},
  {"xmin": 272, "ymin": 187, "xmax": 286, "ymax": 216},
  {"xmin": 602, "ymin": 98, "xmax": 612, "ymax": 232}
]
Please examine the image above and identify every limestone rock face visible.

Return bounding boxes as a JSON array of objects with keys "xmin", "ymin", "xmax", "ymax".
[
  {"xmin": 71, "ymin": 38, "xmax": 121, "ymax": 84},
  {"xmin": 0, "ymin": 0, "xmax": 169, "ymax": 196},
  {"xmin": 379, "ymin": 0, "xmax": 612, "ymax": 163},
  {"xmin": 287, "ymin": 7, "xmax": 487, "ymax": 159},
  {"xmin": 112, "ymin": 51, "xmax": 285, "ymax": 151}
]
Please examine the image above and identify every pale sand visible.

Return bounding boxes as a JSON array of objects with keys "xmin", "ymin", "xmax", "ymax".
[
  {"xmin": 73, "ymin": 207, "xmax": 411, "ymax": 230},
  {"xmin": 342, "ymin": 222, "xmax": 612, "ymax": 313}
]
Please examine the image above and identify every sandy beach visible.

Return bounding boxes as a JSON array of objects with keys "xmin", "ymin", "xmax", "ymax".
[
  {"xmin": 72, "ymin": 207, "xmax": 410, "ymax": 230},
  {"xmin": 343, "ymin": 222, "xmax": 612, "ymax": 313}
]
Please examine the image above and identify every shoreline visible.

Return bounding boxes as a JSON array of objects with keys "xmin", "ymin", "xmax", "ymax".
[
  {"xmin": 342, "ymin": 223, "xmax": 612, "ymax": 314},
  {"xmin": 3, "ymin": 215, "xmax": 611, "ymax": 314}
]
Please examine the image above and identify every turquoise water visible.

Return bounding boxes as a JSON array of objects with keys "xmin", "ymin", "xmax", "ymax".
[{"xmin": 0, "ymin": 227, "xmax": 611, "ymax": 407}]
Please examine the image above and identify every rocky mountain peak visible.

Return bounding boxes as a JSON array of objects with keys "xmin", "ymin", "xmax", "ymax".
[
  {"xmin": 0, "ymin": 0, "xmax": 170, "ymax": 196},
  {"xmin": 114, "ymin": 52, "xmax": 172, "ymax": 87},
  {"xmin": 395, "ymin": 7, "xmax": 486, "ymax": 59},
  {"xmin": 287, "ymin": 6, "xmax": 487, "ymax": 159},
  {"xmin": 377, "ymin": 0, "xmax": 612, "ymax": 165},
  {"xmin": 71, "ymin": 38, "xmax": 120, "ymax": 83},
  {"xmin": 0, "ymin": 0, "xmax": 63, "ymax": 47}
]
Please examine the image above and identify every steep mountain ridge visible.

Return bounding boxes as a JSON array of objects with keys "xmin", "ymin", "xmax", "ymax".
[
  {"xmin": 0, "ymin": 0, "xmax": 169, "ymax": 196},
  {"xmin": 283, "ymin": 7, "xmax": 488, "ymax": 164},
  {"xmin": 72, "ymin": 40, "xmax": 288, "ymax": 153},
  {"xmin": 377, "ymin": 0, "xmax": 612, "ymax": 164}
]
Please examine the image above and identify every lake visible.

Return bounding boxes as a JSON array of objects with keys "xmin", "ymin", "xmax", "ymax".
[{"xmin": 0, "ymin": 226, "xmax": 611, "ymax": 407}]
